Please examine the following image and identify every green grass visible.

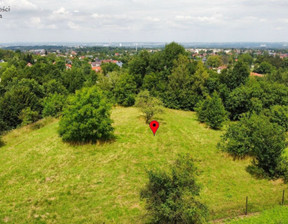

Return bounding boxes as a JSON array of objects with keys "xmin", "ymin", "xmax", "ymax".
[
  {"xmin": 0, "ymin": 107, "xmax": 286, "ymax": 223},
  {"xmin": 227, "ymin": 206, "xmax": 288, "ymax": 223}
]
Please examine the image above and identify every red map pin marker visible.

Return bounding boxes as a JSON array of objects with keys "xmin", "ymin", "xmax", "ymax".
[{"xmin": 149, "ymin": 120, "xmax": 159, "ymax": 136}]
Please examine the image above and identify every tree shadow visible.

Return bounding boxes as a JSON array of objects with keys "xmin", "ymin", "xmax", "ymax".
[
  {"xmin": 65, "ymin": 135, "xmax": 117, "ymax": 147},
  {"xmin": 0, "ymin": 139, "xmax": 4, "ymax": 147},
  {"xmin": 246, "ymin": 164, "xmax": 270, "ymax": 180}
]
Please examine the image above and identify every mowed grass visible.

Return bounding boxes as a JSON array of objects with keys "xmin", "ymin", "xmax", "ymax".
[
  {"xmin": 227, "ymin": 206, "xmax": 288, "ymax": 224},
  {"xmin": 0, "ymin": 107, "xmax": 286, "ymax": 223}
]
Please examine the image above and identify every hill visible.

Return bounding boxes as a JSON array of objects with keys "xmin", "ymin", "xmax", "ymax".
[{"xmin": 0, "ymin": 107, "xmax": 286, "ymax": 223}]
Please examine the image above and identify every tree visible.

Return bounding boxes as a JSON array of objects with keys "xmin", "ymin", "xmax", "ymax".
[
  {"xmin": 165, "ymin": 55, "xmax": 195, "ymax": 110},
  {"xmin": 61, "ymin": 67, "xmax": 86, "ymax": 93},
  {"xmin": 196, "ymin": 92, "xmax": 228, "ymax": 129},
  {"xmin": 19, "ymin": 107, "xmax": 40, "ymax": 126},
  {"xmin": 219, "ymin": 114, "xmax": 287, "ymax": 178},
  {"xmin": 135, "ymin": 90, "xmax": 163, "ymax": 123},
  {"xmin": 238, "ymin": 53, "xmax": 253, "ymax": 66},
  {"xmin": 163, "ymin": 42, "xmax": 186, "ymax": 72},
  {"xmin": 207, "ymin": 55, "xmax": 222, "ymax": 68},
  {"xmin": 0, "ymin": 78, "xmax": 44, "ymax": 130},
  {"xmin": 42, "ymin": 93, "xmax": 67, "ymax": 117},
  {"xmin": 114, "ymin": 73, "xmax": 137, "ymax": 106},
  {"xmin": 191, "ymin": 61, "xmax": 209, "ymax": 96},
  {"xmin": 141, "ymin": 154, "xmax": 208, "ymax": 224},
  {"xmin": 0, "ymin": 65, "xmax": 18, "ymax": 86},
  {"xmin": 255, "ymin": 62, "xmax": 274, "ymax": 74},
  {"xmin": 101, "ymin": 62, "xmax": 120, "ymax": 76},
  {"xmin": 128, "ymin": 50, "xmax": 151, "ymax": 88},
  {"xmin": 43, "ymin": 79, "xmax": 68, "ymax": 96},
  {"xmin": 266, "ymin": 105, "xmax": 288, "ymax": 131},
  {"xmin": 58, "ymin": 86, "xmax": 114, "ymax": 143},
  {"xmin": 221, "ymin": 61, "xmax": 250, "ymax": 90}
]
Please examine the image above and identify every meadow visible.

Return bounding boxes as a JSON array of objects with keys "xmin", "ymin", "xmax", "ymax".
[{"xmin": 0, "ymin": 107, "xmax": 287, "ymax": 223}]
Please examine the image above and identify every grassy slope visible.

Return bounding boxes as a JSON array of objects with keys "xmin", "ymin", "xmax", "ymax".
[
  {"xmin": 0, "ymin": 107, "xmax": 286, "ymax": 223},
  {"xmin": 227, "ymin": 206, "xmax": 288, "ymax": 224}
]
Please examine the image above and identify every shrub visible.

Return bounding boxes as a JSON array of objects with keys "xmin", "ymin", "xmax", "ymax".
[
  {"xmin": 196, "ymin": 92, "xmax": 227, "ymax": 129},
  {"xmin": 19, "ymin": 107, "xmax": 40, "ymax": 126},
  {"xmin": 141, "ymin": 154, "xmax": 208, "ymax": 224},
  {"xmin": 58, "ymin": 86, "xmax": 114, "ymax": 143},
  {"xmin": 219, "ymin": 114, "xmax": 287, "ymax": 178},
  {"xmin": 135, "ymin": 90, "xmax": 163, "ymax": 123}
]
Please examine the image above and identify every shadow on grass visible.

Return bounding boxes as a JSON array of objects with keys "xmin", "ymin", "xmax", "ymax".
[
  {"xmin": 246, "ymin": 164, "xmax": 270, "ymax": 180},
  {"xmin": 136, "ymin": 114, "xmax": 167, "ymax": 125},
  {"xmin": 64, "ymin": 135, "xmax": 117, "ymax": 147},
  {"xmin": 0, "ymin": 138, "xmax": 4, "ymax": 147}
]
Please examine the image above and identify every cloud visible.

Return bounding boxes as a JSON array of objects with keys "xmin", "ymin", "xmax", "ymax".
[
  {"xmin": 6, "ymin": 0, "xmax": 37, "ymax": 10},
  {"xmin": 67, "ymin": 21, "xmax": 79, "ymax": 30},
  {"xmin": 1, "ymin": 0, "xmax": 288, "ymax": 42}
]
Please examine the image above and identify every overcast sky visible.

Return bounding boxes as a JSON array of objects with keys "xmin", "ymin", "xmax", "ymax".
[{"xmin": 0, "ymin": 0, "xmax": 288, "ymax": 43}]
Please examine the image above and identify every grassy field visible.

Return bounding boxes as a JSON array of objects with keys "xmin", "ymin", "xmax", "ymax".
[
  {"xmin": 0, "ymin": 107, "xmax": 287, "ymax": 223},
  {"xmin": 227, "ymin": 206, "xmax": 288, "ymax": 224}
]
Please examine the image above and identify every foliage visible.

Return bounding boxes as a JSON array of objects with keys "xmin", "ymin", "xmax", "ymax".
[
  {"xmin": 128, "ymin": 50, "xmax": 150, "ymax": 87},
  {"xmin": 238, "ymin": 53, "xmax": 253, "ymax": 66},
  {"xmin": 0, "ymin": 65, "xmax": 18, "ymax": 86},
  {"xmin": 19, "ymin": 107, "xmax": 40, "ymax": 126},
  {"xmin": 196, "ymin": 92, "xmax": 228, "ymax": 129},
  {"xmin": 163, "ymin": 42, "xmax": 186, "ymax": 72},
  {"xmin": 164, "ymin": 55, "xmax": 195, "ymax": 110},
  {"xmin": 254, "ymin": 61, "xmax": 274, "ymax": 74},
  {"xmin": 207, "ymin": 55, "xmax": 222, "ymax": 68},
  {"xmin": 219, "ymin": 114, "xmax": 287, "ymax": 178},
  {"xmin": 101, "ymin": 62, "xmax": 120, "ymax": 76},
  {"xmin": 221, "ymin": 61, "xmax": 250, "ymax": 90},
  {"xmin": 0, "ymin": 78, "xmax": 44, "ymax": 130},
  {"xmin": 265, "ymin": 105, "xmax": 288, "ymax": 131},
  {"xmin": 191, "ymin": 61, "xmax": 209, "ymax": 97},
  {"xmin": 61, "ymin": 67, "xmax": 86, "ymax": 93},
  {"xmin": 141, "ymin": 154, "xmax": 208, "ymax": 224},
  {"xmin": 135, "ymin": 90, "xmax": 163, "ymax": 123},
  {"xmin": 58, "ymin": 86, "xmax": 114, "ymax": 143},
  {"xmin": 114, "ymin": 73, "xmax": 137, "ymax": 106},
  {"xmin": 42, "ymin": 93, "xmax": 67, "ymax": 117},
  {"xmin": 43, "ymin": 79, "xmax": 68, "ymax": 95}
]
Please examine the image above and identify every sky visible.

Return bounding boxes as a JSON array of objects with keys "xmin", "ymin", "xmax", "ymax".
[{"xmin": 0, "ymin": 0, "xmax": 288, "ymax": 43}]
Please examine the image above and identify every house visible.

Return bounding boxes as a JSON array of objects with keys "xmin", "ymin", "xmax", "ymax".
[
  {"xmin": 250, "ymin": 72, "xmax": 264, "ymax": 77},
  {"xmin": 216, "ymin": 66, "xmax": 227, "ymax": 74},
  {"xmin": 92, "ymin": 66, "xmax": 101, "ymax": 72},
  {"xmin": 66, "ymin": 64, "xmax": 72, "ymax": 70},
  {"xmin": 91, "ymin": 62, "xmax": 101, "ymax": 67},
  {"xmin": 116, "ymin": 61, "xmax": 123, "ymax": 68}
]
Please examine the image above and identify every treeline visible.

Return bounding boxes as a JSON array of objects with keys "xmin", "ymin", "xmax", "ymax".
[{"xmin": 1, "ymin": 43, "xmax": 288, "ymax": 132}]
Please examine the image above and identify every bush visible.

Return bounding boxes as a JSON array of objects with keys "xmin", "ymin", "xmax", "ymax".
[
  {"xmin": 196, "ymin": 92, "xmax": 227, "ymax": 129},
  {"xmin": 19, "ymin": 107, "xmax": 40, "ymax": 126},
  {"xmin": 141, "ymin": 154, "xmax": 208, "ymax": 224},
  {"xmin": 219, "ymin": 114, "xmax": 287, "ymax": 178},
  {"xmin": 266, "ymin": 105, "xmax": 288, "ymax": 131},
  {"xmin": 135, "ymin": 90, "xmax": 163, "ymax": 123},
  {"xmin": 58, "ymin": 86, "xmax": 114, "ymax": 143},
  {"xmin": 42, "ymin": 93, "xmax": 67, "ymax": 117}
]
